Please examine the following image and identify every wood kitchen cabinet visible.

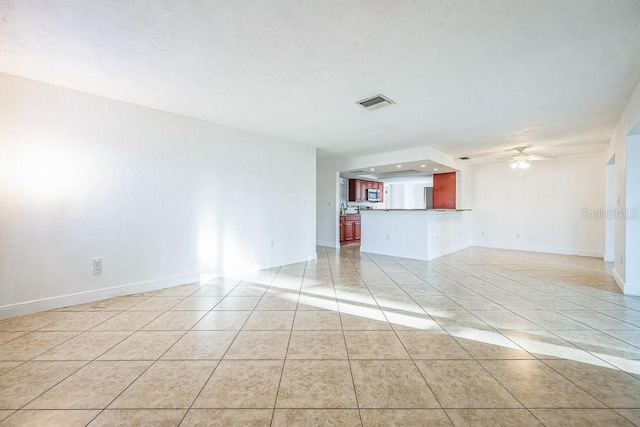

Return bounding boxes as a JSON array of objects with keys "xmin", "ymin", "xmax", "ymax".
[
  {"xmin": 340, "ymin": 214, "xmax": 361, "ymax": 245},
  {"xmin": 348, "ymin": 179, "xmax": 383, "ymax": 202},
  {"xmin": 433, "ymin": 172, "xmax": 456, "ymax": 209}
]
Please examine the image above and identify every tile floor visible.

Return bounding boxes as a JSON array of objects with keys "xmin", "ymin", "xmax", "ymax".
[{"xmin": 0, "ymin": 246, "xmax": 639, "ymax": 426}]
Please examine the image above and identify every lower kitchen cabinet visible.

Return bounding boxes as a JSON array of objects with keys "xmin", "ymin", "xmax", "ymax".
[{"xmin": 340, "ymin": 215, "xmax": 361, "ymax": 245}]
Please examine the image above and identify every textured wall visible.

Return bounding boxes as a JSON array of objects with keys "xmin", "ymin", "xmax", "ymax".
[{"xmin": 0, "ymin": 73, "xmax": 316, "ymax": 316}]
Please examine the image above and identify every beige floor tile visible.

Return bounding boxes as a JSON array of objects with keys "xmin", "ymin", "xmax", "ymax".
[
  {"xmin": 155, "ymin": 285, "xmax": 201, "ymax": 297},
  {"xmin": 397, "ymin": 331, "xmax": 471, "ymax": 359},
  {"xmin": 530, "ymin": 409, "xmax": 635, "ymax": 426},
  {"xmin": 0, "ymin": 332, "xmax": 27, "ymax": 346},
  {"xmin": 91, "ymin": 311, "xmax": 164, "ymax": 331},
  {"xmin": 0, "ymin": 411, "xmax": 13, "ymax": 422},
  {"xmin": 109, "ymin": 360, "xmax": 217, "ymax": 408},
  {"xmin": 543, "ymin": 360, "xmax": 640, "ymax": 408},
  {"xmin": 98, "ymin": 331, "xmax": 184, "ymax": 360},
  {"xmin": 432, "ymin": 311, "xmax": 493, "ymax": 332},
  {"xmin": 87, "ymin": 409, "xmax": 186, "ymax": 427},
  {"xmin": 227, "ymin": 285, "xmax": 268, "ymax": 297},
  {"xmin": 384, "ymin": 310, "xmax": 444, "ymax": 331},
  {"xmin": 551, "ymin": 329, "xmax": 640, "ymax": 360},
  {"xmin": 191, "ymin": 286, "xmax": 236, "ymax": 297},
  {"xmin": 344, "ymin": 331, "xmax": 409, "ymax": 359},
  {"xmin": 38, "ymin": 312, "xmax": 118, "ymax": 331},
  {"xmin": 0, "ymin": 409, "xmax": 99, "ymax": 426},
  {"xmin": 287, "ymin": 331, "xmax": 348, "ymax": 359},
  {"xmin": 141, "ymin": 311, "xmax": 207, "ymax": 330},
  {"xmin": 293, "ymin": 311, "xmax": 342, "ymax": 330},
  {"xmin": 448, "ymin": 329, "xmax": 534, "ymax": 359},
  {"xmin": 615, "ymin": 409, "xmax": 640, "ymax": 425},
  {"xmin": 500, "ymin": 330, "xmax": 606, "ymax": 363},
  {"xmin": 297, "ymin": 294, "xmax": 339, "ymax": 311},
  {"xmin": 350, "ymin": 360, "xmax": 439, "ymax": 408},
  {"xmin": 561, "ymin": 310, "xmax": 638, "ymax": 330},
  {"xmin": 273, "ymin": 409, "xmax": 361, "ymax": 426},
  {"xmin": 243, "ymin": 311, "xmax": 295, "ymax": 331},
  {"xmin": 0, "ymin": 332, "xmax": 79, "ymax": 361},
  {"xmin": 0, "ymin": 312, "xmax": 72, "ymax": 332},
  {"xmin": 129, "ymin": 297, "xmax": 184, "ymax": 311},
  {"xmin": 25, "ymin": 360, "xmax": 150, "ymax": 409},
  {"xmin": 415, "ymin": 360, "xmax": 522, "ymax": 408},
  {"xmin": 161, "ymin": 330, "xmax": 237, "ymax": 360},
  {"xmin": 480, "ymin": 360, "xmax": 605, "ymax": 408},
  {"xmin": 469, "ymin": 310, "xmax": 541, "ymax": 330},
  {"xmin": 445, "ymin": 409, "xmax": 542, "ymax": 426},
  {"xmin": 193, "ymin": 360, "xmax": 282, "ymax": 408},
  {"xmin": 170, "ymin": 297, "xmax": 223, "ymax": 311},
  {"xmin": 181, "ymin": 409, "xmax": 272, "ymax": 426},
  {"xmin": 0, "ymin": 361, "xmax": 86, "ymax": 409},
  {"xmin": 255, "ymin": 296, "xmax": 299, "ymax": 311},
  {"xmin": 360, "ymin": 409, "xmax": 452, "ymax": 426},
  {"xmin": 0, "ymin": 362, "xmax": 21, "ymax": 375},
  {"xmin": 276, "ymin": 360, "xmax": 357, "ymax": 408},
  {"xmin": 340, "ymin": 312, "xmax": 393, "ymax": 331},
  {"xmin": 213, "ymin": 297, "xmax": 261, "ymax": 311},
  {"xmin": 224, "ymin": 331, "xmax": 290, "ymax": 359},
  {"xmin": 192, "ymin": 311, "xmax": 251, "ymax": 330},
  {"xmin": 34, "ymin": 331, "xmax": 131, "ymax": 360},
  {"xmin": 89, "ymin": 296, "xmax": 148, "ymax": 310}
]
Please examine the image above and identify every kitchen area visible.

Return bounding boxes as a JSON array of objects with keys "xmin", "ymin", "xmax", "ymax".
[{"xmin": 338, "ymin": 159, "xmax": 471, "ymax": 260}]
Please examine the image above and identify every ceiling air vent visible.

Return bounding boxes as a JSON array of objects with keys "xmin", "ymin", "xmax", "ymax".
[{"xmin": 357, "ymin": 94, "xmax": 395, "ymax": 111}]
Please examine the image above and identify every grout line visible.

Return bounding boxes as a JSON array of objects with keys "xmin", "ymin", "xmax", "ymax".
[
  {"xmin": 327, "ymin": 247, "xmax": 365, "ymax": 427},
  {"xmin": 270, "ymin": 263, "xmax": 304, "ymax": 427}
]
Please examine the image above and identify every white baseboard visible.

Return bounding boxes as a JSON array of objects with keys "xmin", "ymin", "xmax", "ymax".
[
  {"xmin": 0, "ymin": 273, "xmax": 201, "ymax": 320},
  {"xmin": 612, "ymin": 267, "xmax": 625, "ymax": 293},
  {"xmin": 473, "ymin": 242, "xmax": 603, "ymax": 258},
  {"xmin": 316, "ymin": 240, "xmax": 339, "ymax": 249},
  {"xmin": 613, "ymin": 267, "xmax": 640, "ymax": 296},
  {"xmin": 0, "ymin": 253, "xmax": 317, "ymax": 320},
  {"xmin": 604, "ymin": 254, "xmax": 615, "ymax": 262}
]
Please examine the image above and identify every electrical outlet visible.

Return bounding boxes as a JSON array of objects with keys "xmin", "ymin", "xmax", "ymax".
[
  {"xmin": 271, "ymin": 240, "xmax": 276, "ymax": 247},
  {"xmin": 386, "ymin": 234, "xmax": 391, "ymax": 240},
  {"xmin": 92, "ymin": 258, "xmax": 102, "ymax": 276}
]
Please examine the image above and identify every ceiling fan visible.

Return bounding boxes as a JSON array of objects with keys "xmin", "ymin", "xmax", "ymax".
[{"xmin": 494, "ymin": 147, "xmax": 554, "ymax": 170}]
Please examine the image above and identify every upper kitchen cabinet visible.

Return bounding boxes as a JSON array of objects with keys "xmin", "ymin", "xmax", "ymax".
[
  {"xmin": 348, "ymin": 179, "xmax": 384, "ymax": 202},
  {"xmin": 433, "ymin": 172, "xmax": 456, "ymax": 209}
]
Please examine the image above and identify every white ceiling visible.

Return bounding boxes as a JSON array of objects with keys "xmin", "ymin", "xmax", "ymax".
[{"xmin": 2, "ymin": 0, "xmax": 640, "ymax": 159}]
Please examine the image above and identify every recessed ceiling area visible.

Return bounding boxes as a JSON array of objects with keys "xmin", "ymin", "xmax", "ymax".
[
  {"xmin": 1, "ymin": 1, "xmax": 639, "ymax": 158},
  {"xmin": 341, "ymin": 159, "xmax": 454, "ymax": 182}
]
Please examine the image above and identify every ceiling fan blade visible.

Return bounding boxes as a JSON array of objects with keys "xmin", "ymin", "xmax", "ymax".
[{"xmin": 525, "ymin": 154, "xmax": 555, "ymax": 161}]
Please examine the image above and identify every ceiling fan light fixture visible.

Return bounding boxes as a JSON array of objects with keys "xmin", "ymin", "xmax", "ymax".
[{"xmin": 511, "ymin": 160, "xmax": 530, "ymax": 170}]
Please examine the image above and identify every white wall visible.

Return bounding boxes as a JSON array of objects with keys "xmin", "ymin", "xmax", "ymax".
[
  {"xmin": 0, "ymin": 73, "xmax": 317, "ymax": 317},
  {"xmin": 360, "ymin": 211, "xmax": 471, "ymax": 261},
  {"xmin": 605, "ymin": 158, "xmax": 616, "ymax": 262},
  {"xmin": 473, "ymin": 153, "xmax": 605, "ymax": 257},
  {"xmin": 316, "ymin": 156, "xmax": 339, "ymax": 247},
  {"xmin": 624, "ymin": 133, "xmax": 640, "ymax": 294},
  {"xmin": 606, "ymin": 79, "xmax": 640, "ymax": 295}
]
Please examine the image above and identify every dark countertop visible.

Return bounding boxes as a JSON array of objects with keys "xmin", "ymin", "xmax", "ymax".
[{"xmin": 360, "ymin": 209, "xmax": 471, "ymax": 212}]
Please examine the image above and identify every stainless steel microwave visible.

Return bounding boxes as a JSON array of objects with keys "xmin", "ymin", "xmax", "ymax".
[{"xmin": 367, "ymin": 188, "xmax": 381, "ymax": 202}]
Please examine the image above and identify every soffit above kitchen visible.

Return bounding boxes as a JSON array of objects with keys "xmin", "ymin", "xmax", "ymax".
[
  {"xmin": 1, "ymin": 1, "xmax": 639, "ymax": 160},
  {"xmin": 342, "ymin": 159, "xmax": 454, "ymax": 182}
]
